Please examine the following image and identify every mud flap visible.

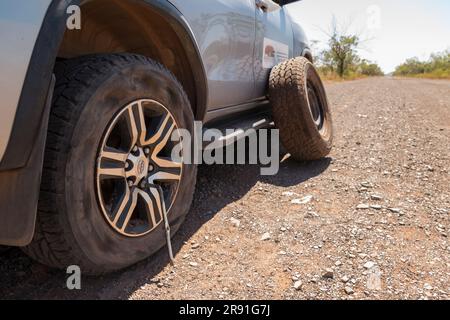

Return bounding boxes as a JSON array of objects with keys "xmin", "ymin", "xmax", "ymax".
[{"xmin": 0, "ymin": 76, "xmax": 54, "ymax": 246}]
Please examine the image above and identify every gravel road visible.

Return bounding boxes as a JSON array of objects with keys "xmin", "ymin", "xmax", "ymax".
[{"xmin": 1, "ymin": 77, "xmax": 449, "ymax": 300}]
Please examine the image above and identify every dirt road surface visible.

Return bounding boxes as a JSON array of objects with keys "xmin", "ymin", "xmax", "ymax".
[{"xmin": 1, "ymin": 77, "xmax": 449, "ymax": 300}]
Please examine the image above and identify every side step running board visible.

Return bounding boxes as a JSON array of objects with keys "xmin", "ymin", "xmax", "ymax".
[{"xmin": 203, "ymin": 114, "xmax": 274, "ymax": 150}]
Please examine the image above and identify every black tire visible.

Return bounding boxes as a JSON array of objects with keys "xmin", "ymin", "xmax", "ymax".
[
  {"xmin": 269, "ymin": 57, "xmax": 333, "ymax": 161},
  {"xmin": 0, "ymin": 246, "xmax": 10, "ymax": 254},
  {"xmin": 22, "ymin": 54, "xmax": 197, "ymax": 274}
]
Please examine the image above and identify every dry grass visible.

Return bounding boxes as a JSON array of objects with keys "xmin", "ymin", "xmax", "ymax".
[
  {"xmin": 318, "ymin": 71, "xmax": 368, "ymax": 83},
  {"xmin": 408, "ymin": 72, "xmax": 450, "ymax": 80}
]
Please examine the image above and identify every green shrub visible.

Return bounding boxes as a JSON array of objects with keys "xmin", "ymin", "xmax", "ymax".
[{"xmin": 394, "ymin": 51, "xmax": 450, "ymax": 79}]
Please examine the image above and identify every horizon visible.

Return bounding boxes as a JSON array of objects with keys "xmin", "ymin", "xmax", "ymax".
[{"xmin": 287, "ymin": 0, "xmax": 450, "ymax": 73}]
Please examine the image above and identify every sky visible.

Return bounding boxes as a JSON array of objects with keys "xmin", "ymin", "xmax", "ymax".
[{"xmin": 287, "ymin": 0, "xmax": 450, "ymax": 73}]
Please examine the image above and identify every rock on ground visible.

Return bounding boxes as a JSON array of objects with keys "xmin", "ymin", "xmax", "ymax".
[{"xmin": 0, "ymin": 78, "xmax": 449, "ymax": 300}]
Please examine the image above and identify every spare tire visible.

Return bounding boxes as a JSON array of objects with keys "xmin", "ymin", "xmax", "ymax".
[{"xmin": 269, "ymin": 57, "xmax": 333, "ymax": 161}]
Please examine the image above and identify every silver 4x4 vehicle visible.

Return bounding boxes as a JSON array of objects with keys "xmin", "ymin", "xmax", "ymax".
[{"xmin": 0, "ymin": 0, "xmax": 333, "ymax": 274}]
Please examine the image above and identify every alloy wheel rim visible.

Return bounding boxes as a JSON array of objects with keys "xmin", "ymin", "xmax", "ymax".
[{"xmin": 96, "ymin": 99, "xmax": 182, "ymax": 237}]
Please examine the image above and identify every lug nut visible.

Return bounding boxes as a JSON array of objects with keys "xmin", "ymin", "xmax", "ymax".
[
  {"xmin": 128, "ymin": 180, "xmax": 134, "ymax": 187},
  {"xmin": 132, "ymin": 146, "xmax": 138, "ymax": 152},
  {"xmin": 144, "ymin": 148, "xmax": 150, "ymax": 155},
  {"xmin": 148, "ymin": 165, "xmax": 154, "ymax": 172},
  {"xmin": 125, "ymin": 162, "xmax": 130, "ymax": 169}
]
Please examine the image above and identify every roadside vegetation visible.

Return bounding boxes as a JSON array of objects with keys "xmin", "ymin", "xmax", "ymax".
[
  {"xmin": 313, "ymin": 18, "xmax": 384, "ymax": 81},
  {"xmin": 393, "ymin": 51, "xmax": 450, "ymax": 79}
]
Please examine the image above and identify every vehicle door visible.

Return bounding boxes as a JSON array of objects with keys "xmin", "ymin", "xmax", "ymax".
[
  {"xmin": 254, "ymin": 0, "xmax": 295, "ymax": 99},
  {"xmin": 169, "ymin": 0, "xmax": 258, "ymax": 111}
]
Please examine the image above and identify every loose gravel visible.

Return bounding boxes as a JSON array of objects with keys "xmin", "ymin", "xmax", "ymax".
[{"xmin": 0, "ymin": 77, "xmax": 449, "ymax": 300}]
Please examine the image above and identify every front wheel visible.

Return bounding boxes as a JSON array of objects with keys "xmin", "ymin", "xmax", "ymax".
[
  {"xmin": 23, "ymin": 54, "xmax": 197, "ymax": 274},
  {"xmin": 269, "ymin": 57, "xmax": 333, "ymax": 161}
]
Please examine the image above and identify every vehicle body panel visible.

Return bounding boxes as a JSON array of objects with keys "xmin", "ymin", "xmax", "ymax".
[
  {"xmin": 169, "ymin": 0, "xmax": 257, "ymax": 110},
  {"xmin": 0, "ymin": 0, "xmax": 52, "ymax": 162},
  {"xmin": 0, "ymin": 0, "xmax": 310, "ymax": 163},
  {"xmin": 254, "ymin": 4, "xmax": 296, "ymax": 98},
  {"xmin": 168, "ymin": 0, "xmax": 308, "ymax": 110}
]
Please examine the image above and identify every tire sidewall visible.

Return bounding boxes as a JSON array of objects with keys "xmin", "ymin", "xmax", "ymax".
[{"xmin": 304, "ymin": 63, "xmax": 333, "ymax": 146}]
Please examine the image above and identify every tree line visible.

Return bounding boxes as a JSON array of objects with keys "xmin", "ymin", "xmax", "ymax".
[
  {"xmin": 313, "ymin": 18, "xmax": 449, "ymax": 80},
  {"xmin": 393, "ymin": 51, "xmax": 450, "ymax": 79}
]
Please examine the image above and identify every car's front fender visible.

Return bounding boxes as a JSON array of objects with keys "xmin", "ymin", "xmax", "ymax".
[{"xmin": 291, "ymin": 21, "xmax": 311, "ymax": 59}]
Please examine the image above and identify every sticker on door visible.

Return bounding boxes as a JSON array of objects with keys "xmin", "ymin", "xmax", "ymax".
[{"xmin": 263, "ymin": 38, "xmax": 289, "ymax": 69}]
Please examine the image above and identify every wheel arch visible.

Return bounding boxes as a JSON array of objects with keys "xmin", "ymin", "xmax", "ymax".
[
  {"xmin": 302, "ymin": 49, "xmax": 314, "ymax": 64},
  {"xmin": 58, "ymin": 0, "xmax": 208, "ymax": 121}
]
